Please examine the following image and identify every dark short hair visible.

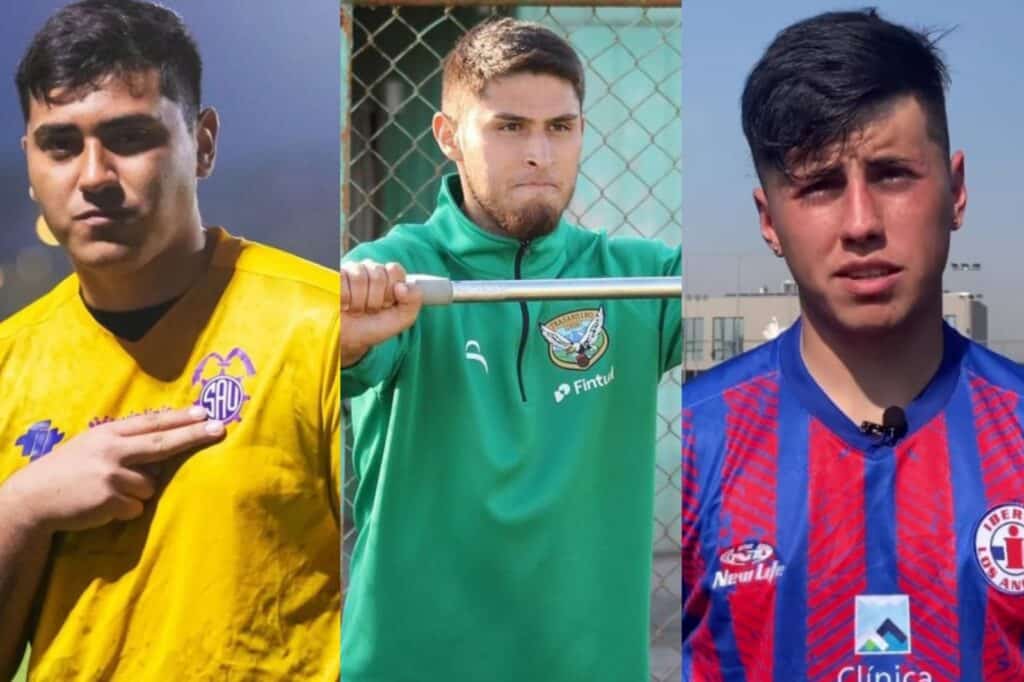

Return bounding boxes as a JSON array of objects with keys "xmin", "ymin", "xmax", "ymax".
[
  {"xmin": 441, "ymin": 17, "xmax": 585, "ymax": 117},
  {"xmin": 16, "ymin": 0, "xmax": 202, "ymax": 127},
  {"xmin": 741, "ymin": 8, "xmax": 951, "ymax": 180}
]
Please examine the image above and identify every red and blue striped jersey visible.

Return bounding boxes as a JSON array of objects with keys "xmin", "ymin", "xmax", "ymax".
[{"xmin": 682, "ymin": 320, "xmax": 1024, "ymax": 682}]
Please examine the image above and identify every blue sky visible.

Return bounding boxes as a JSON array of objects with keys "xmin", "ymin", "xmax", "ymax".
[{"xmin": 682, "ymin": 1, "xmax": 1024, "ymax": 345}]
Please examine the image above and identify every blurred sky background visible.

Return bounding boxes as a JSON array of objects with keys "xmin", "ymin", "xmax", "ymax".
[
  {"xmin": 682, "ymin": 0, "xmax": 1024, "ymax": 352},
  {"xmin": 0, "ymin": 1, "xmax": 339, "ymax": 320}
]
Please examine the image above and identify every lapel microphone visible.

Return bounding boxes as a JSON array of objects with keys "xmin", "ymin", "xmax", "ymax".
[{"xmin": 860, "ymin": 406, "xmax": 908, "ymax": 444}]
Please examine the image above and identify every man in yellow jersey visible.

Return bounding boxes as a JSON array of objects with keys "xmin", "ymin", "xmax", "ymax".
[{"xmin": 0, "ymin": 1, "xmax": 341, "ymax": 679}]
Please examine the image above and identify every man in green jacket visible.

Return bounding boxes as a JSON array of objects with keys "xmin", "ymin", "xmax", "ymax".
[{"xmin": 341, "ymin": 17, "xmax": 681, "ymax": 682}]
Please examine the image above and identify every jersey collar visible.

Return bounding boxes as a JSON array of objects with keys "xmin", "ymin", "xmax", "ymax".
[{"xmin": 778, "ymin": 318, "xmax": 968, "ymax": 450}]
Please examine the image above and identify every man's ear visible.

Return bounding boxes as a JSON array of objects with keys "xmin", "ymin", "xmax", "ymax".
[
  {"xmin": 432, "ymin": 111, "xmax": 463, "ymax": 163},
  {"xmin": 949, "ymin": 149, "xmax": 967, "ymax": 232},
  {"xmin": 195, "ymin": 107, "xmax": 220, "ymax": 178}
]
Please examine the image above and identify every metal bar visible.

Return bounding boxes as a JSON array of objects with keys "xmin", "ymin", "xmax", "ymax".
[
  {"xmin": 355, "ymin": 0, "xmax": 679, "ymax": 7},
  {"xmin": 407, "ymin": 275, "xmax": 681, "ymax": 305}
]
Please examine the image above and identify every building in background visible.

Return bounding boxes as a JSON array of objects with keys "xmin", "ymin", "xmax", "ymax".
[{"xmin": 682, "ymin": 281, "xmax": 989, "ymax": 381}]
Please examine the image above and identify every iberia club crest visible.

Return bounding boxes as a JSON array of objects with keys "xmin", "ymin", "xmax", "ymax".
[
  {"xmin": 191, "ymin": 348, "xmax": 256, "ymax": 424},
  {"xmin": 539, "ymin": 307, "xmax": 609, "ymax": 370},
  {"xmin": 976, "ymin": 502, "xmax": 1024, "ymax": 594}
]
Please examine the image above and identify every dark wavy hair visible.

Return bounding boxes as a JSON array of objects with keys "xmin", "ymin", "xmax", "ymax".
[
  {"xmin": 742, "ymin": 8, "xmax": 951, "ymax": 180},
  {"xmin": 16, "ymin": 0, "xmax": 202, "ymax": 127}
]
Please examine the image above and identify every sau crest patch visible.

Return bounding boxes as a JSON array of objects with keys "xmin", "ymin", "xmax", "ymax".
[{"xmin": 191, "ymin": 348, "xmax": 256, "ymax": 424}]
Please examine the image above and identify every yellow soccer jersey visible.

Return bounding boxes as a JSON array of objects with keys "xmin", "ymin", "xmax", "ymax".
[{"xmin": 0, "ymin": 228, "xmax": 340, "ymax": 681}]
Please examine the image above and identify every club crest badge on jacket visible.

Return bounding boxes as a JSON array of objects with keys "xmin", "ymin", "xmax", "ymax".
[{"xmin": 539, "ymin": 307, "xmax": 609, "ymax": 370}]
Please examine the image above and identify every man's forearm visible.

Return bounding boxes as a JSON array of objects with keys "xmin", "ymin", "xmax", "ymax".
[{"xmin": 0, "ymin": 483, "xmax": 52, "ymax": 680}]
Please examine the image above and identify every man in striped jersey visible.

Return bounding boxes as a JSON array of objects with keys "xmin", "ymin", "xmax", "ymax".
[{"xmin": 682, "ymin": 9, "xmax": 1024, "ymax": 682}]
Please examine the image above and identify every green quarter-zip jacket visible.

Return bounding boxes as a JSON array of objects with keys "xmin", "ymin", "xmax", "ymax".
[{"xmin": 341, "ymin": 175, "xmax": 680, "ymax": 682}]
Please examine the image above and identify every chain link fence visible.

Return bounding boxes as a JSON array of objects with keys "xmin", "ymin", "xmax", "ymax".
[{"xmin": 342, "ymin": 3, "xmax": 681, "ymax": 678}]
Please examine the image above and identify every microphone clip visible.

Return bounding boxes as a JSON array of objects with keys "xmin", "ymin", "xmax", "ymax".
[
  {"xmin": 859, "ymin": 420, "xmax": 900, "ymax": 442},
  {"xmin": 859, "ymin": 406, "xmax": 908, "ymax": 445}
]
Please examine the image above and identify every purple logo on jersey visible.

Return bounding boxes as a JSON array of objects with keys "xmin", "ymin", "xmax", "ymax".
[
  {"xmin": 712, "ymin": 541, "xmax": 784, "ymax": 590},
  {"xmin": 975, "ymin": 502, "xmax": 1024, "ymax": 594},
  {"xmin": 15, "ymin": 420, "xmax": 65, "ymax": 460},
  {"xmin": 191, "ymin": 348, "xmax": 256, "ymax": 424}
]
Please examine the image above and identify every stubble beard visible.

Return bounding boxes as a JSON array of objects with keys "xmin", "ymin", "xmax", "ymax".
[{"xmin": 464, "ymin": 174, "xmax": 574, "ymax": 242}]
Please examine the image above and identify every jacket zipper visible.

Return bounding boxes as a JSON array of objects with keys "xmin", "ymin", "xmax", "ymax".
[{"xmin": 514, "ymin": 240, "xmax": 531, "ymax": 403}]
